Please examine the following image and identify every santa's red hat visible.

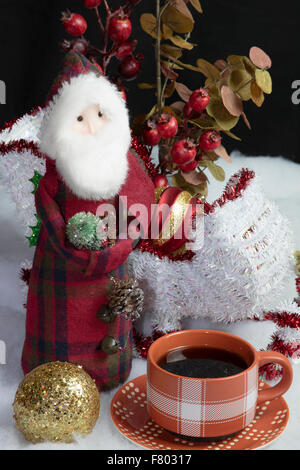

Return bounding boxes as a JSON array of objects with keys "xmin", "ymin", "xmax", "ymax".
[{"xmin": 45, "ymin": 51, "xmax": 103, "ymax": 106}]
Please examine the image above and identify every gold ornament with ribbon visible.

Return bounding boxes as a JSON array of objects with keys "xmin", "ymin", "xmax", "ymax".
[
  {"xmin": 13, "ymin": 361, "xmax": 100, "ymax": 443},
  {"xmin": 151, "ymin": 185, "xmax": 198, "ymax": 256},
  {"xmin": 295, "ymin": 251, "xmax": 300, "ymax": 276}
]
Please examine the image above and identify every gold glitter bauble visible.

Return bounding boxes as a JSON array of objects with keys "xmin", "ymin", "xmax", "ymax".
[{"xmin": 13, "ymin": 361, "xmax": 100, "ymax": 443}]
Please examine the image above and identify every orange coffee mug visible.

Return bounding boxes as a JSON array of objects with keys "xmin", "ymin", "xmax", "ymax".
[{"xmin": 147, "ymin": 329, "xmax": 293, "ymax": 438}]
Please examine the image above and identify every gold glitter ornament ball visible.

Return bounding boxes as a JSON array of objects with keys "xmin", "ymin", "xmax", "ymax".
[{"xmin": 13, "ymin": 361, "xmax": 100, "ymax": 443}]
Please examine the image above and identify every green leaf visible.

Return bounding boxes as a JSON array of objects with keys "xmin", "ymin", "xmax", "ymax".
[
  {"xmin": 144, "ymin": 104, "xmax": 158, "ymax": 121},
  {"xmin": 138, "ymin": 83, "xmax": 156, "ymax": 89},
  {"xmin": 161, "ymin": 5, "xmax": 194, "ymax": 34},
  {"xmin": 140, "ymin": 13, "xmax": 158, "ymax": 39},
  {"xmin": 29, "ymin": 170, "xmax": 42, "ymax": 194},
  {"xmin": 196, "ymin": 58, "xmax": 220, "ymax": 80},
  {"xmin": 189, "ymin": 0, "xmax": 203, "ymax": 14},
  {"xmin": 250, "ymin": 80, "xmax": 265, "ymax": 106},
  {"xmin": 26, "ymin": 214, "xmax": 41, "ymax": 247},
  {"xmin": 171, "ymin": 171, "xmax": 207, "ymax": 196},
  {"xmin": 255, "ymin": 69, "xmax": 272, "ymax": 94},
  {"xmin": 160, "ymin": 43, "xmax": 183, "ymax": 60},
  {"xmin": 228, "ymin": 69, "xmax": 253, "ymax": 101},
  {"xmin": 169, "ymin": 35, "xmax": 195, "ymax": 50},
  {"xmin": 223, "ymin": 130, "xmax": 242, "ymax": 141},
  {"xmin": 206, "ymin": 97, "xmax": 239, "ymax": 131},
  {"xmin": 205, "ymin": 161, "xmax": 226, "ymax": 181},
  {"xmin": 189, "ymin": 116, "xmax": 217, "ymax": 129}
]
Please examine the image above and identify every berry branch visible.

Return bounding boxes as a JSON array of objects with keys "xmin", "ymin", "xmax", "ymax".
[
  {"xmin": 137, "ymin": 1, "xmax": 273, "ymax": 197},
  {"xmin": 60, "ymin": 1, "xmax": 273, "ymax": 199},
  {"xmin": 61, "ymin": 0, "xmax": 143, "ymax": 94}
]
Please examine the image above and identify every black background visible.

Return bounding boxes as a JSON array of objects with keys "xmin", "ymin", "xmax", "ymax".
[{"xmin": 0, "ymin": 0, "xmax": 299, "ymax": 161}]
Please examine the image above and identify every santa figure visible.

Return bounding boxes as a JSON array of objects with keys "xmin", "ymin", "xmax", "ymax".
[{"xmin": 21, "ymin": 51, "xmax": 155, "ymax": 391}]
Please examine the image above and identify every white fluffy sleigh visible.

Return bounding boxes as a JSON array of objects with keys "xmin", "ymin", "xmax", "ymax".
[{"xmin": 128, "ymin": 170, "xmax": 295, "ymax": 331}]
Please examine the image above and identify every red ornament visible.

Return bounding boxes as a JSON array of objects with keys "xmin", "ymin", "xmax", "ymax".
[
  {"xmin": 199, "ymin": 130, "xmax": 222, "ymax": 151},
  {"xmin": 83, "ymin": 0, "xmax": 102, "ymax": 8},
  {"xmin": 118, "ymin": 55, "xmax": 142, "ymax": 80},
  {"xmin": 108, "ymin": 16, "xmax": 132, "ymax": 43},
  {"xmin": 153, "ymin": 174, "xmax": 169, "ymax": 188},
  {"xmin": 171, "ymin": 139, "xmax": 197, "ymax": 165},
  {"xmin": 157, "ymin": 114, "xmax": 178, "ymax": 139},
  {"xmin": 115, "ymin": 40, "xmax": 137, "ymax": 59},
  {"xmin": 183, "ymin": 102, "xmax": 200, "ymax": 120},
  {"xmin": 179, "ymin": 159, "xmax": 198, "ymax": 172},
  {"xmin": 143, "ymin": 123, "xmax": 161, "ymax": 146},
  {"xmin": 61, "ymin": 11, "xmax": 87, "ymax": 37},
  {"xmin": 189, "ymin": 88, "xmax": 210, "ymax": 113}
]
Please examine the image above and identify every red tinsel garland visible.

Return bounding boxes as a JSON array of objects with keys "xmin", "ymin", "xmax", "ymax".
[
  {"xmin": 137, "ymin": 239, "xmax": 195, "ymax": 262},
  {"xmin": 268, "ymin": 334, "xmax": 300, "ymax": 358},
  {"xmin": 264, "ymin": 311, "xmax": 300, "ymax": 329},
  {"xmin": 20, "ymin": 267, "xmax": 31, "ymax": 286},
  {"xmin": 130, "ymin": 135, "xmax": 158, "ymax": 180},
  {"xmin": 259, "ymin": 363, "xmax": 283, "ymax": 381},
  {"xmin": 259, "ymin": 332, "xmax": 300, "ymax": 380},
  {"xmin": 133, "ymin": 327, "xmax": 178, "ymax": 359},
  {"xmin": 204, "ymin": 168, "xmax": 255, "ymax": 214},
  {"xmin": 0, "ymin": 139, "xmax": 45, "ymax": 160}
]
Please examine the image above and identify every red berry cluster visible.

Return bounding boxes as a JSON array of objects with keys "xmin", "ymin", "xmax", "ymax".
[
  {"xmin": 143, "ymin": 88, "xmax": 222, "ymax": 174},
  {"xmin": 184, "ymin": 88, "xmax": 210, "ymax": 119},
  {"xmin": 143, "ymin": 114, "xmax": 178, "ymax": 146},
  {"xmin": 61, "ymin": 11, "xmax": 88, "ymax": 36},
  {"xmin": 61, "ymin": 0, "xmax": 143, "ymax": 82}
]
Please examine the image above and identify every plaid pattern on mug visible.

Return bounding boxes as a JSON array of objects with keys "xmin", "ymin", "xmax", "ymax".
[{"xmin": 147, "ymin": 364, "xmax": 258, "ymax": 437}]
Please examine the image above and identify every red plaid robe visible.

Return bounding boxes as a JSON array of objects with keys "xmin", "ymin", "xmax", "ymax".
[{"xmin": 22, "ymin": 151, "xmax": 154, "ymax": 391}]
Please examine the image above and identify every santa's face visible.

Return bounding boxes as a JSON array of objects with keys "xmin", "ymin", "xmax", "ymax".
[{"xmin": 39, "ymin": 73, "xmax": 131, "ymax": 201}]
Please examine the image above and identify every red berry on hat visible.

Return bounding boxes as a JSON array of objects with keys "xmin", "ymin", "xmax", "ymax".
[
  {"xmin": 171, "ymin": 139, "xmax": 197, "ymax": 165},
  {"xmin": 199, "ymin": 130, "xmax": 222, "ymax": 151},
  {"xmin": 189, "ymin": 88, "xmax": 210, "ymax": 113},
  {"xmin": 143, "ymin": 122, "xmax": 161, "ymax": 146},
  {"xmin": 157, "ymin": 114, "xmax": 178, "ymax": 139},
  {"xmin": 83, "ymin": 0, "xmax": 102, "ymax": 8},
  {"xmin": 61, "ymin": 11, "xmax": 87, "ymax": 37},
  {"xmin": 153, "ymin": 174, "xmax": 169, "ymax": 188},
  {"xmin": 118, "ymin": 54, "xmax": 142, "ymax": 80},
  {"xmin": 179, "ymin": 159, "xmax": 198, "ymax": 172},
  {"xmin": 108, "ymin": 16, "xmax": 132, "ymax": 43}
]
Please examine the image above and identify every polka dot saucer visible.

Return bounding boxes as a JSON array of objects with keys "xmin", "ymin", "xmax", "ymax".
[{"xmin": 110, "ymin": 374, "xmax": 289, "ymax": 450}]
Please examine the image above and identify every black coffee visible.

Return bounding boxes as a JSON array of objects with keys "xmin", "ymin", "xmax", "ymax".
[{"xmin": 159, "ymin": 347, "xmax": 248, "ymax": 379}]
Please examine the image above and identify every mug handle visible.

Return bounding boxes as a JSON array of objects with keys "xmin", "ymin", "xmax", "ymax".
[{"xmin": 257, "ymin": 351, "xmax": 293, "ymax": 404}]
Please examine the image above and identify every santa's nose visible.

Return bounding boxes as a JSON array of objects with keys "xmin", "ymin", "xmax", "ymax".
[{"xmin": 88, "ymin": 121, "xmax": 98, "ymax": 135}]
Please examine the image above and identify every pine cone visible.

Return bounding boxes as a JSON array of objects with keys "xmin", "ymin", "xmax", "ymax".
[{"xmin": 108, "ymin": 278, "xmax": 144, "ymax": 320}]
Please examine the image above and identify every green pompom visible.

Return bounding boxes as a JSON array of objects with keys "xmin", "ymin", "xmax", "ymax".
[{"xmin": 66, "ymin": 212, "xmax": 108, "ymax": 250}]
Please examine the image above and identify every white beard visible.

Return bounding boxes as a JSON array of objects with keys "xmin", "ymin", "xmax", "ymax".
[
  {"xmin": 54, "ymin": 122, "xmax": 129, "ymax": 200},
  {"xmin": 38, "ymin": 72, "xmax": 131, "ymax": 200}
]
